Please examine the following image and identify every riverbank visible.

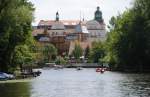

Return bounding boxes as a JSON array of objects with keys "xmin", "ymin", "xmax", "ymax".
[{"xmin": 0, "ymin": 78, "xmax": 33, "ymax": 84}]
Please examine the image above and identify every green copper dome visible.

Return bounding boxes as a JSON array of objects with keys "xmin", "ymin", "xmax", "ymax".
[
  {"xmin": 56, "ymin": 11, "xmax": 59, "ymax": 21},
  {"xmin": 94, "ymin": 6, "xmax": 103, "ymax": 22}
]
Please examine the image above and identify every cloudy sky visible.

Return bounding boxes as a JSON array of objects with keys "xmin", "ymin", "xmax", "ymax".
[{"xmin": 30, "ymin": 0, "xmax": 133, "ymax": 26}]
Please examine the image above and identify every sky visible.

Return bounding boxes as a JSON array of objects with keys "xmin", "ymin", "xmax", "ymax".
[{"xmin": 30, "ymin": 0, "xmax": 133, "ymax": 26}]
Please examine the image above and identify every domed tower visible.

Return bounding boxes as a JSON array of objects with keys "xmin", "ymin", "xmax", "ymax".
[
  {"xmin": 94, "ymin": 6, "xmax": 103, "ymax": 23},
  {"xmin": 56, "ymin": 11, "xmax": 59, "ymax": 21}
]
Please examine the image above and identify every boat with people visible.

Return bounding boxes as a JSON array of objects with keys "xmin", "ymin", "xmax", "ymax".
[{"xmin": 96, "ymin": 68, "xmax": 105, "ymax": 73}]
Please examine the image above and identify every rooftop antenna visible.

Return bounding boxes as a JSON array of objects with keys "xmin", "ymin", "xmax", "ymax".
[
  {"xmin": 82, "ymin": 12, "xmax": 85, "ymax": 21},
  {"xmin": 80, "ymin": 11, "xmax": 82, "ymax": 22},
  {"xmin": 78, "ymin": 11, "xmax": 82, "ymax": 24}
]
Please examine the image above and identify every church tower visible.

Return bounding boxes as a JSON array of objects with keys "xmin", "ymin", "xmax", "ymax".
[
  {"xmin": 56, "ymin": 11, "xmax": 59, "ymax": 21},
  {"xmin": 94, "ymin": 6, "xmax": 103, "ymax": 23}
]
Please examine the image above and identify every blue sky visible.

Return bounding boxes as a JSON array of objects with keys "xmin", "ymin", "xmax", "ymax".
[{"xmin": 30, "ymin": 0, "xmax": 133, "ymax": 26}]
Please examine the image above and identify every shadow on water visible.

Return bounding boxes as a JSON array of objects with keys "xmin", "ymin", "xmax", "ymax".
[{"xmin": 0, "ymin": 82, "xmax": 31, "ymax": 97}]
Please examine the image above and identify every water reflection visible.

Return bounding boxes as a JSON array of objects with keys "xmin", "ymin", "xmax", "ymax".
[
  {"xmin": 0, "ymin": 69, "xmax": 150, "ymax": 97},
  {"xmin": 0, "ymin": 82, "xmax": 31, "ymax": 97}
]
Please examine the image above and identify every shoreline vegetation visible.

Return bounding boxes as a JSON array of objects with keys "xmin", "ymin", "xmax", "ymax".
[{"xmin": 99, "ymin": 0, "xmax": 150, "ymax": 72}]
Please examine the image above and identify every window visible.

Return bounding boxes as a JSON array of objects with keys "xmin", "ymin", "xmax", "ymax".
[{"xmin": 52, "ymin": 32, "xmax": 55, "ymax": 36}]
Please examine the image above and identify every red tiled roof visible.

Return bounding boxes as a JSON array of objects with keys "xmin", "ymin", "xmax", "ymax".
[
  {"xmin": 32, "ymin": 29, "xmax": 44, "ymax": 36},
  {"xmin": 38, "ymin": 20, "xmax": 55, "ymax": 26},
  {"xmin": 38, "ymin": 20, "xmax": 83, "ymax": 26}
]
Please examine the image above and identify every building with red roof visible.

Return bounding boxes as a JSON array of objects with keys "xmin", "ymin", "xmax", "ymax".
[{"xmin": 32, "ymin": 7, "xmax": 106, "ymax": 56}]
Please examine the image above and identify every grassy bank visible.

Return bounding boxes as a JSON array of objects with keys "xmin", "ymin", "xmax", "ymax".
[{"xmin": 0, "ymin": 79, "xmax": 33, "ymax": 84}]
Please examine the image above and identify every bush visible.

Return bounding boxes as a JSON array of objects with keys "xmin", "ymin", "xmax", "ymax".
[{"xmin": 55, "ymin": 56, "xmax": 67, "ymax": 65}]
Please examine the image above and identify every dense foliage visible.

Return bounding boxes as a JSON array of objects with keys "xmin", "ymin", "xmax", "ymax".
[
  {"xmin": 0, "ymin": 0, "xmax": 34, "ymax": 72},
  {"xmin": 55, "ymin": 56, "xmax": 67, "ymax": 65},
  {"xmin": 89, "ymin": 41, "xmax": 105, "ymax": 64},
  {"xmin": 42, "ymin": 44, "xmax": 57, "ymax": 63},
  {"xmin": 105, "ymin": 0, "xmax": 150, "ymax": 72}
]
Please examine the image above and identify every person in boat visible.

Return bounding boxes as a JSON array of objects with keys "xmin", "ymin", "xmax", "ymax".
[
  {"xmin": 101, "ymin": 68, "xmax": 105, "ymax": 73},
  {"xmin": 96, "ymin": 68, "xmax": 105, "ymax": 73}
]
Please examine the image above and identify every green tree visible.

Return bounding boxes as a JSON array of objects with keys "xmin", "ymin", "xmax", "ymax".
[
  {"xmin": 55, "ymin": 56, "xmax": 67, "ymax": 65},
  {"xmin": 31, "ymin": 42, "xmax": 45, "ymax": 66},
  {"xmin": 13, "ymin": 45, "xmax": 33, "ymax": 71},
  {"xmin": 0, "ymin": 0, "xmax": 34, "ymax": 72},
  {"xmin": 72, "ymin": 42, "xmax": 83, "ymax": 60},
  {"xmin": 105, "ymin": 0, "xmax": 150, "ymax": 72},
  {"xmin": 90, "ymin": 41, "xmax": 105, "ymax": 63},
  {"xmin": 8, "ymin": 34, "xmax": 35, "ymax": 73},
  {"xmin": 43, "ymin": 44, "xmax": 57, "ymax": 62},
  {"xmin": 84, "ymin": 45, "xmax": 90, "ymax": 59}
]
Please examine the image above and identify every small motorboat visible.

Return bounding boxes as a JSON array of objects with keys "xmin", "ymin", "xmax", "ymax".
[
  {"xmin": 96, "ymin": 68, "xmax": 101, "ymax": 72},
  {"xmin": 54, "ymin": 65, "xmax": 64, "ymax": 70},
  {"xmin": 96, "ymin": 68, "xmax": 105, "ymax": 73}
]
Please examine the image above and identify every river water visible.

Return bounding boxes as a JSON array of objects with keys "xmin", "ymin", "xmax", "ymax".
[{"xmin": 0, "ymin": 68, "xmax": 150, "ymax": 97}]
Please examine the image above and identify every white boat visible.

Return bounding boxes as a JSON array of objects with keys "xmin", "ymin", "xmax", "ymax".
[{"xmin": 54, "ymin": 65, "xmax": 64, "ymax": 70}]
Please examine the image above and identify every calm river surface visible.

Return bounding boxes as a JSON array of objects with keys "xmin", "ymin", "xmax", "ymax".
[{"xmin": 0, "ymin": 68, "xmax": 150, "ymax": 97}]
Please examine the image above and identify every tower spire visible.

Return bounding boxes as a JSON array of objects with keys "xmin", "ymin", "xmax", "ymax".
[
  {"xmin": 82, "ymin": 13, "xmax": 85, "ymax": 21},
  {"xmin": 80, "ymin": 11, "xmax": 82, "ymax": 22},
  {"xmin": 56, "ymin": 11, "xmax": 59, "ymax": 21}
]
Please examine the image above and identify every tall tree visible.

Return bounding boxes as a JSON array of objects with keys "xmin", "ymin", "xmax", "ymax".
[
  {"xmin": 43, "ymin": 44, "xmax": 57, "ymax": 62},
  {"xmin": 72, "ymin": 42, "xmax": 83, "ymax": 60},
  {"xmin": 84, "ymin": 45, "xmax": 90, "ymax": 59},
  {"xmin": 0, "ymin": 0, "xmax": 34, "ymax": 72},
  {"xmin": 90, "ymin": 41, "xmax": 105, "ymax": 63},
  {"xmin": 105, "ymin": 0, "xmax": 150, "ymax": 72}
]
